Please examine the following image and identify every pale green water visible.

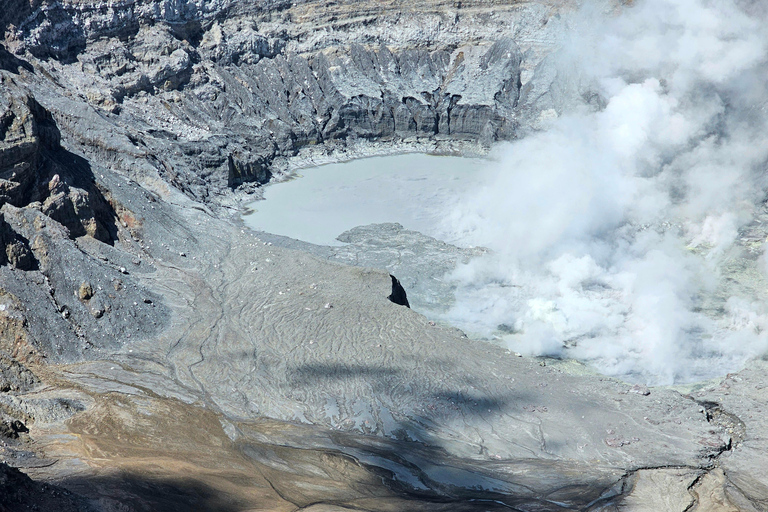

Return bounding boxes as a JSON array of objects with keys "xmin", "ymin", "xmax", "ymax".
[{"xmin": 243, "ymin": 153, "xmax": 487, "ymax": 246}]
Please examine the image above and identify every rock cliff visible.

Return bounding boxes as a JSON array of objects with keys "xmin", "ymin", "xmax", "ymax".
[
  {"xmin": 0, "ymin": 1, "xmax": 765, "ymax": 511},
  {"xmin": 3, "ymin": 0, "xmax": 559, "ymax": 201}
]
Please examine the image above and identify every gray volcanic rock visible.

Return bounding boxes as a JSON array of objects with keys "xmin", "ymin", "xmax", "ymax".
[
  {"xmin": 0, "ymin": 462, "xmax": 91, "ymax": 512},
  {"xmin": 0, "ymin": 214, "xmax": 34, "ymax": 270},
  {"xmin": 0, "ymin": 352, "xmax": 37, "ymax": 393},
  {"xmin": 255, "ymin": 222, "xmax": 488, "ymax": 314},
  {"xmin": 690, "ymin": 361, "xmax": 768, "ymax": 510},
  {"xmin": 1, "ymin": 203, "xmax": 166, "ymax": 361},
  {"xmin": 0, "ymin": 83, "xmax": 59, "ymax": 206},
  {"xmin": 3, "ymin": 0, "xmax": 561, "ymax": 201},
  {"xmin": 0, "ymin": 0, "xmax": 765, "ymax": 511},
  {"xmin": 0, "ymin": 80, "xmax": 168, "ymax": 363}
]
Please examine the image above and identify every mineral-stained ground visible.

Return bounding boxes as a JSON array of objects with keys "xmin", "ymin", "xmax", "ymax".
[{"xmin": 0, "ymin": 1, "xmax": 767, "ymax": 511}]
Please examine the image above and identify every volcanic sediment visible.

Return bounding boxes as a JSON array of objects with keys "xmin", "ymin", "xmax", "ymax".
[{"xmin": 0, "ymin": 1, "xmax": 766, "ymax": 511}]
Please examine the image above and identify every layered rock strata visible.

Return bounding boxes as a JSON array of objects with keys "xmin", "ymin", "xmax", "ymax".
[
  {"xmin": 0, "ymin": 1, "xmax": 765, "ymax": 511},
  {"xmin": 3, "ymin": 0, "xmax": 561, "ymax": 201}
]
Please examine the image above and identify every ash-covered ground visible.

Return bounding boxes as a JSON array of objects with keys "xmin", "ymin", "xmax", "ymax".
[{"xmin": 0, "ymin": 1, "xmax": 767, "ymax": 511}]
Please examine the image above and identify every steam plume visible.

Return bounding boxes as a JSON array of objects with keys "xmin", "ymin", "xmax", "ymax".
[{"xmin": 441, "ymin": 0, "xmax": 768, "ymax": 384}]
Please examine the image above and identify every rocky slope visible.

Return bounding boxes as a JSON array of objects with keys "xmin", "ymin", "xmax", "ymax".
[
  {"xmin": 4, "ymin": 0, "xmax": 565, "ymax": 201},
  {"xmin": 0, "ymin": 0, "xmax": 766, "ymax": 511}
]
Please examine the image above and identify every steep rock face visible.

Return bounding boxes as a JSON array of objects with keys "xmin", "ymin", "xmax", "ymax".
[
  {"xmin": 3, "ymin": 0, "xmax": 557, "ymax": 200},
  {"xmin": 0, "ymin": 80, "xmax": 167, "ymax": 365},
  {"xmin": 227, "ymin": 153, "xmax": 271, "ymax": 187},
  {"xmin": 1, "ymin": 203, "xmax": 166, "ymax": 361},
  {"xmin": 0, "ymin": 81, "xmax": 119, "ymax": 243},
  {"xmin": 0, "ymin": 214, "xmax": 34, "ymax": 270},
  {"xmin": 3, "ymin": 0, "xmax": 245, "ymax": 60},
  {"xmin": 56, "ymin": 38, "xmax": 524, "ymax": 198},
  {"xmin": 0, "ymin": 84, "xmax": 59, "ymax": 206}
]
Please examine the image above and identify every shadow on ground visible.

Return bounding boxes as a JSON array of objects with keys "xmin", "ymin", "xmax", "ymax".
[
  {"xmin": 1, "ymin": 462, "xmax": 247, "ymax": 512},
  {"xmin": 0, "ymin": 44, "xmax": 33, "ymax": 74},
  {"xmin": 61, "ymin": 474, "xmax": 245, "ymax": 512}
]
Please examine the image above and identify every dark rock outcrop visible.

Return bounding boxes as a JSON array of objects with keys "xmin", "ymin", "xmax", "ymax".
[
  {"xmin": 0, "ymin": 214, "xmax": 34, "ymax": 270},
  {"xmin": 1, "ymin": 83, "xmax": 119, "ymax": 243},
  {"xmin": 0, "ymin": 462, "xmax": 89, "ymax": 512},
  {"xmin": 0, "ymin": 87, "xmax": 60, "ymax": 206},
  {"xmin": 227, "ymin": 153, "xmax": 271, "ymax": 188},
  {"xmin": 387, "ymin": 274, "xmax": 410, "ymax": 308},
  {"xmin": 2, "ymin": 2, "xmax": 533, "ymax": 199}
]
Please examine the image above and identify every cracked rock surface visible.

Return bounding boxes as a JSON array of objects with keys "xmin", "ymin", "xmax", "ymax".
[{"xmin": 0, "ymin": 0, "xmax": 765, "ymax": 511}]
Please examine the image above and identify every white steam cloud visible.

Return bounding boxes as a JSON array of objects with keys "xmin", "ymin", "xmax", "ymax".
[{"xmin": 440, "ymin": 0, "xmax": 768, "ymax": 384}]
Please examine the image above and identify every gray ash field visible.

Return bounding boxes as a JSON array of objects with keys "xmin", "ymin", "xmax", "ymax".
[{"xmin": 0, "ymin": 1, "xmax": 767, "ymax": 511}]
